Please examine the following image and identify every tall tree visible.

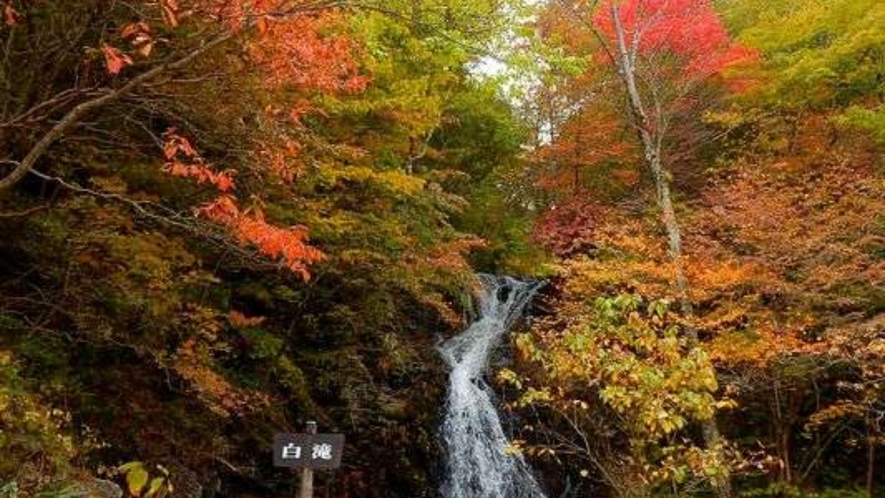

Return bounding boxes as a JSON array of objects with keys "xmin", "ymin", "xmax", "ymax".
[{"xmin": 525, "ymin": 1, "xmax": 755, "ymax": 495}]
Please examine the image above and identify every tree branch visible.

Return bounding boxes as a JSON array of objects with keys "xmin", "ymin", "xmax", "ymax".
[
  {"xmin": 0, "ymin": 27, "xmax": 240, "ymax": 192},
  {"xmin": 0, "ymin": 204, "xmax": 50, "ymax": 218},
  {"xmin": 27, "ymin": 169, "xmax": 279, "ymax": 271}
]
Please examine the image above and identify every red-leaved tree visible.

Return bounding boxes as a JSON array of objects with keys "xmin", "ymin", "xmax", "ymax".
[
  {"xmin": 0, "ymin": 0, "xmax": 368, "ymax": 278},
  {"xmin": 532, "ymin": 1, "xmax": 758, "ymax": 495}
]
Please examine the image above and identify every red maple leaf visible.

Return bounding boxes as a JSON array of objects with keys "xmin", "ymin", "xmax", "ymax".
[{"xmin": 101, "ymin": 44, "xmax": 133, "ymax": 75}]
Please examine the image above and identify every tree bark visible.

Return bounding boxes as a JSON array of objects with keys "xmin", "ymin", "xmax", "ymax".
[
  {"xmin": 609, "ymin": 5, "xmax": 732, "ymax": 497},
  {"xmin": 867, "ymin": 415, "xmax": 876, "ymax": 498}
]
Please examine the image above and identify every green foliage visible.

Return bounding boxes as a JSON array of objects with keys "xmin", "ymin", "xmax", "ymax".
[
  {"xmin": 835, "ymin": 105, "xmax": 885, "ymax": 145},
  {"xmin": 505, "ymin": 293, "xmax": 733, "ymax": 495},
  {"xmin": 441, "ymin": 83, "xmax": 548, "ymax": 273},
  {"xmin": 723, "ymin": 0, "xmax": 884, "ymax": 108},
  {"xmin": 118, "ymin": 462, "xmax": 171, "ymax": 498},
  {"xmin": 0, "ymin": 351, "xmax": 76, "ymax": 493}
]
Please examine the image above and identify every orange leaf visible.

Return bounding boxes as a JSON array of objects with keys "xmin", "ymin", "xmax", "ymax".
[
  {"xmin": 229, "ymin": 311, "xmax": 266, "ymax": 328},
  {"xmin": 160, "ymin": 0, "xmax": 180, "ymax": 27},
  {"xmin": 120, "ymin": 22, "xmax": 150, "ymax": 39},
  {"xmin": 3, "ymin": 2, "xmax": 18, "ymax": 26},
  {"xmin": 101, "ymin": 44, "xmax": 132, "ymax": 75},
  {"xmin": 256, "ymin": 17, "xmax": 268, "ymax": 34}
]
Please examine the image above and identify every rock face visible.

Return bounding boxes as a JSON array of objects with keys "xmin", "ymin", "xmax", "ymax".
[
  {"xmin": 171, "ymin": 468, "xmax": 204, "ymax": 498},
  {"xmin": 68, "ymin": 479, "xmax": 123, "ymax": 498}
]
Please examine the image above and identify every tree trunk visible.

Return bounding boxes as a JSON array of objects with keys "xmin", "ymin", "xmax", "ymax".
[
  {"xmin": 867, "ymin": 415, "xmax": 876, "ymax": 498},
  {"xmin": 609, "ymin": 6, "xmax": 732, "ymax": 497},
  {"xmin": 772, "ymin": 380, "xmax": 794, "ymax": 484}
]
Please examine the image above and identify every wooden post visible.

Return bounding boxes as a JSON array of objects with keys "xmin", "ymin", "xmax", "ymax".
[{"xmin": 298, "ymin": 421, "xmax": 317, "ymax": 498}]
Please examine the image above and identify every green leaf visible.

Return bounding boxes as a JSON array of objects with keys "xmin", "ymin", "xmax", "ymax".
[
  {"xmin": 117, "ymin": 461, "xmax": 141, "ymax": 473},
  {"xmin": 126, "ymin": 465, "xmax": 149, "ymax": 497},
  {"xmin": 144, "ymin": 477, "xmax": 165, "ymax": 498}
]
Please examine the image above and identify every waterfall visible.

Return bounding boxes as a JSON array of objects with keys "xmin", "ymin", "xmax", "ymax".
[{"xmin": 439, "ymin": 274, "xmax": 547, "ymax": 498}]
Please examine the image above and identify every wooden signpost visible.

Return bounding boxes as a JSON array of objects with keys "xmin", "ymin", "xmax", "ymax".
[{"xmin": 274, "ymin": 421, "xmax": 345, "ymax": 498}]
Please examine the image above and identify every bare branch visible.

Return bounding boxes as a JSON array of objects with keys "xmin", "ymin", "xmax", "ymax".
[
  {"xmin": 0, "ymin": 204, "xmax": 50, "ymax": 218},
  {"xmin": 26, "ymin": 169, "xmax": 279, "ymax": 272},
  {"xmin": 0, "ymin": 29, "xmax": 241, "ymax": 192},
  {"xmin": 555, "ymin": 0, "xmax": 619, "ymax": 69}
]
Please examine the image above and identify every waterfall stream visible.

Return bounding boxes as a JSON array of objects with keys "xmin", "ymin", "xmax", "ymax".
[{"xmin": 439, "ymin": 275, "xmax": 547, "ymax": 498}]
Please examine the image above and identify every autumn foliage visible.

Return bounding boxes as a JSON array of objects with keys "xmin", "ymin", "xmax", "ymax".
[
  {"xmin": 510, "ymin": 0, "xmax": 883, "ymax": 496},
  {"xmin": 594, "ymin": 0, "xmax": 756, "ymax": 81},
  {"xmin": 1, "ymin": 0, "xmax": 530, "ymax": 496},
  {"xmin": 0, "ymin": 0, "xmax": 882, "ymax": 496}
]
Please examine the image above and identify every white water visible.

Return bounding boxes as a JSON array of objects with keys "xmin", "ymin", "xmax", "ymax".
[{"xmin": 439, "ymin": 275, "xmax": 547, "ymax": 498}]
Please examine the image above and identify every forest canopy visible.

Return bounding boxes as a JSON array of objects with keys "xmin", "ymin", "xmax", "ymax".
[{"xmin": 0, "ymin": 0, "xmax": 882, "ymax": 497}]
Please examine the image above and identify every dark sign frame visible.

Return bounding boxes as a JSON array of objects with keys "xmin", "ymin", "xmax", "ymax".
[{"xmin": 273, "ymin": 433, "xmax": 345, "ymax": 469}]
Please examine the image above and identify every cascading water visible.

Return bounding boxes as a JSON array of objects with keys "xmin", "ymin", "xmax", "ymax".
[{"xmin": 439, "ymin": 275, "xmax": 547, "ymax": 498}]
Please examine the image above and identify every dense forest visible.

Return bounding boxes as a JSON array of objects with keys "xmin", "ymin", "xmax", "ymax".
[{"xmin": 0, "ymin": 0, "xmax": 881, "ymax": 497}]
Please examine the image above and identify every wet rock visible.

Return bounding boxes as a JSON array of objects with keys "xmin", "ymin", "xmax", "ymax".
[{"xmin": 67, "ymin": 479, "xmax": 122, "ymax": 498}]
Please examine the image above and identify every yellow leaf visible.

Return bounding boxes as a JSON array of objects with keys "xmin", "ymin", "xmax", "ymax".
[{"xmin": 126, "ymin": 464, "xmax": 149, "ymax": 497}]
